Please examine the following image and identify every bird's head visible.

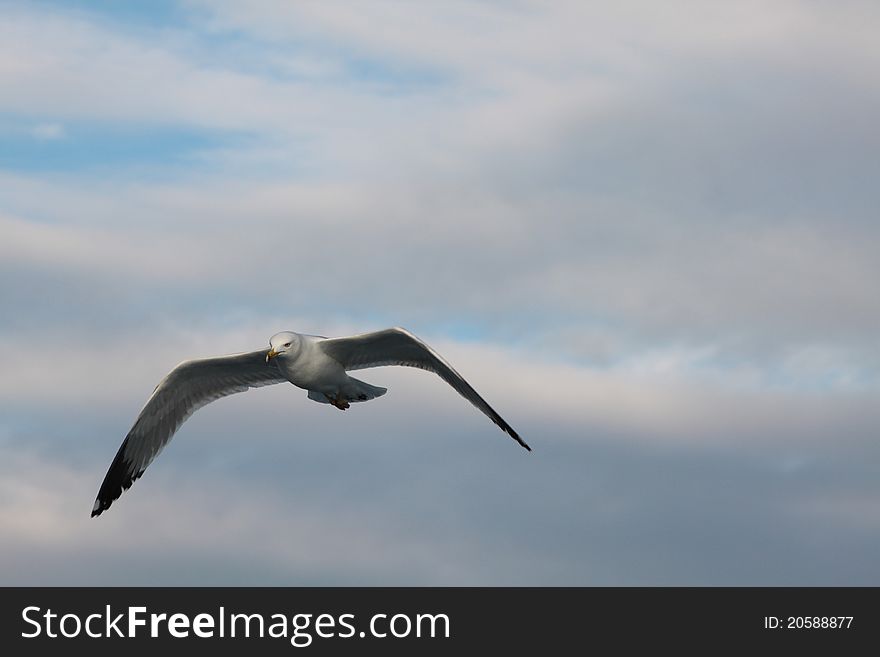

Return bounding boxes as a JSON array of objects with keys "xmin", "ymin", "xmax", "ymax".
[{"xmin": 266, "ymin": 331, "xmax": 299, "ymax": 362}]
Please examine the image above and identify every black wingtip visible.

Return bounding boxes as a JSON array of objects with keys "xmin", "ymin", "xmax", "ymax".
[
  {"xmin": 91, "ymin": 437, "xmax": 140, "ymax": 518},
  {"xmin": 91, "ymin": 494, "xmax": 116, "ymax": 517},
  {"xmin": 91, "ymin": 491, "xmax": 116, "ymax": 518},
  {"xmin": 506, "ymin": 427, "xmax": 531, "ymax": 451}
]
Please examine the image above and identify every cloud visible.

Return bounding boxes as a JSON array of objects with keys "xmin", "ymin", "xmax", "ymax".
[
  {"xmin": 2, "ymin": 1, "xmax": 878, "ymax": 366},
  {"xmin": 3, "ymin": 396, "xmax": 879, "ymax": 586},
  {"xmin": 30, "ymin": 122, "xmax": 64, "ymax": 140},
  {"xmin": 2, "ymin": 322, "xmax": 877, "ymax": 458}
]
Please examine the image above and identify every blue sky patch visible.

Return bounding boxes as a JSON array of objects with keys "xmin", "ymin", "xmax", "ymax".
[
  {"xmin": 0, "ymin": 117, "xmax": 244, "ymax": 174},
  {"xmin": 23, "ymin": 0, "xmax": 187, "ymax": 28}
]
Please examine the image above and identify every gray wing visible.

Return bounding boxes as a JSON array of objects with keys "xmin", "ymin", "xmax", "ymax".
[
  {"xmin": 91, "ymin": 349, "xmax": 287, "ymax": 517},
  {"xmin": 319, "ymin": 327, "xmax": 530, "ymax": 451}
]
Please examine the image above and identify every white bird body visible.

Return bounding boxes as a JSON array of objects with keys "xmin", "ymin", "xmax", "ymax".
[
  {"xmin": 269, "ymin": 331, "xmax": 387, "ymax": 407},
  {"xmin": 273, "ymin": 332, "xmax": 348, "ymax": 392},
  {"xmin": 91, "ymin": 327, "xmax": 529, "ymax": 517}
]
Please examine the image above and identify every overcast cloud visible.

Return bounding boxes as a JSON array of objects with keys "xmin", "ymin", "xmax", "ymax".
[{"xmin": 0, "ymin": 0, "xmax": 878, "ymax": 585}]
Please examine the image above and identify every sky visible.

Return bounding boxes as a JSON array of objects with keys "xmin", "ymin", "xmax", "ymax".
[{"xmin": 1, "ymin": 0, "xmax": 879, "ymax": 585}]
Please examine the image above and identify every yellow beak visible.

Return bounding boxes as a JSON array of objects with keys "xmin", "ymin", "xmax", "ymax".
[{"xmin": 266, "ymin": 348, "xmax": 278, "ymax": 363}]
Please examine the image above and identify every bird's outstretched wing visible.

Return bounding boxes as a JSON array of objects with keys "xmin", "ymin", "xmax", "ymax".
[
  {"xmin": 92, "ymin": 349, "xmax": 286, "ymax": 517},
  {"xmin": 319, "ymin": 327, "xmax": 530, "ymax": 451}
]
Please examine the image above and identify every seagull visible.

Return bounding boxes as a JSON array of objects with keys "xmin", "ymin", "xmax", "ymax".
[{"xmin": 91, "ymin": 327, "xmax": 529, "ymax": 517}]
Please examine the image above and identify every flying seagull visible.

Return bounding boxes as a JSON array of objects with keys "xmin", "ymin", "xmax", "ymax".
[{"xmin": 91, "ymin": 327, "xmax": 529, "ymax": 517}]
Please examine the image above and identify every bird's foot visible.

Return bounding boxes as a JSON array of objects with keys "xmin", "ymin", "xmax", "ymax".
[{"xmin": 326, "ymin": 394, "xmax": 350, "ymax": 410}]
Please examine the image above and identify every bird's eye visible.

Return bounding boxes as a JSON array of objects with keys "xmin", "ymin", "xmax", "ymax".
[{"xmin": 283, "ymin": 342, "xmax": 291, "ymax": 348}]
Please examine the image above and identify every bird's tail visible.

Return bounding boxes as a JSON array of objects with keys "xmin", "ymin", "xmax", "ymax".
[
  {"xmin": 306, "ymin": 378, "xmax": 387, "ymax": 404},
  {"xmin": 346, "ymin": 377, "xmax": 388, "ymax": 402}
]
